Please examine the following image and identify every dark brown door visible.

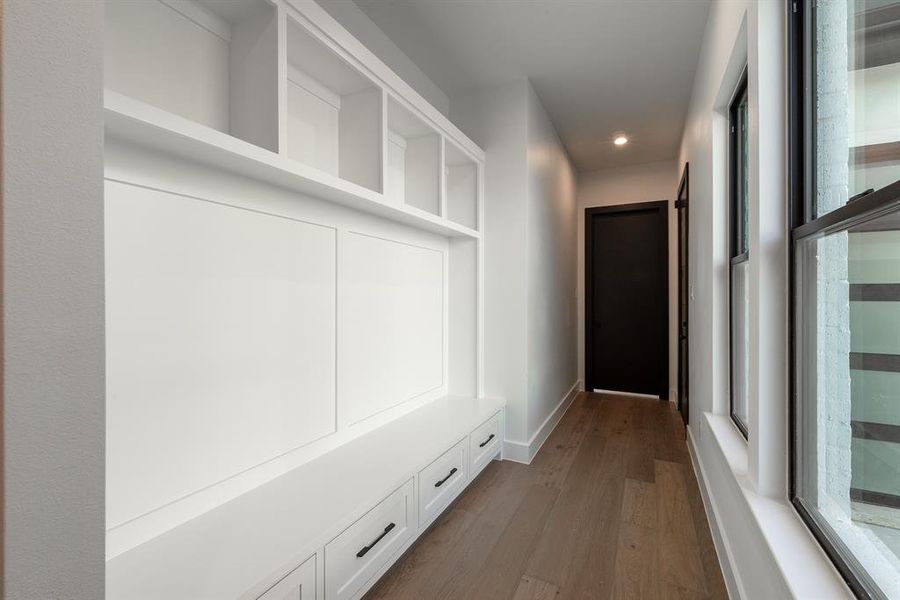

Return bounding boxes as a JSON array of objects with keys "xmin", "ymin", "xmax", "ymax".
[
  {"xmin": 585, "ymin": 201, "xmax": 669, "ymax": 398},
  {"xmin": 676, "ymin": 165, "xmax": 690, "ymax": 424}
]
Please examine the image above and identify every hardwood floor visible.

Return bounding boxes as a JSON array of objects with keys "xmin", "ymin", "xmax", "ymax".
[{"xmin": 365, "ymin": 392, "xmax": 728, "ymax": 600}]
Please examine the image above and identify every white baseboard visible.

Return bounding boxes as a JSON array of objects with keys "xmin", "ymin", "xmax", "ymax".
[
  {"xmin": 686, "ymin": 427, "xmax": 743, "ymax": 599},
  {"xmin": 502, "ymin": 439, "xmax": 531, "ymax": 464},
  {"xmin": 503, "ymin": 380, "xmax": 580, "ymax": 465}
]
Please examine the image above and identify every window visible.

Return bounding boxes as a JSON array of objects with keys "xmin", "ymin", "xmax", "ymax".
[
  {"xmin": 791, "ymin": 1, "xmax": 900, "ymax": 597},
  {"xmin": 730, "ymin": 70, "xmax": 750, "ymax": 438}
]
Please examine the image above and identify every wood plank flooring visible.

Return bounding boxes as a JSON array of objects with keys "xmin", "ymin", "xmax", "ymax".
[{"xmin": 365, "ymin": 392, "xmax": 728, "ymax": 600}]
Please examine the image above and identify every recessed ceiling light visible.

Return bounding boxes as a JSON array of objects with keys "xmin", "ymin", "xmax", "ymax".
[{"xmin": 614, "ymin": 135, "xmax": 628, "ymax": 146}]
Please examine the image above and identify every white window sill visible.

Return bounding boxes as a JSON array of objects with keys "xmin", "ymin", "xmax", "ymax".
[{"xmin": 698, "ymin": 412, "xmax": 852, "ymax": 599}]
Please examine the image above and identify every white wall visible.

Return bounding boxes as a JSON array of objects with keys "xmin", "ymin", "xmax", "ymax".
[
  {"xmin": 452, "ymin": 80, "xmax": 578, "ymax": 461},
  {"xmin": 313, "ymin": 0, "xmax": 450, "ymax": 115},
  {"xmin": 576, "ymin": 160, "xmax": 678, "ymax": 399},
  {"xmin": 677, "ymin": 0, "xmax": 849, "ymax": 597},
  {"xmin": 2, "ymin": 0, "xmax": 106, "ymax": 597},
  {"xmin": 452, "ymin": 81, "xmax": 530, "ymax": 444},
  {"xmin": 525, "ymin": 84, "xmax": 579, "ymax": 444}
]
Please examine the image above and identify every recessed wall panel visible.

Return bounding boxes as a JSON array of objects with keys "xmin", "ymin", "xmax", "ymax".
[
  {"xmin": 339, "ymin": 233, "xmax": 444, "ymax": 424},
  {"xmin": 106, "ymin": 180, "xmax": 336, "ymax": 527}
]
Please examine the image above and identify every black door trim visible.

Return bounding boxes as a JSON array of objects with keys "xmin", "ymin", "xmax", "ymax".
[
  {"xmin": 676, "ymin": 163, "xmax": 690, "ymax": 423},
  {"xmin": 584, "ymin": 200, "xmax": 670, "ymax": 397}
]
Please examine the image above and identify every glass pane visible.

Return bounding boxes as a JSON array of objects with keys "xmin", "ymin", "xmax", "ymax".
[
  {"xmin": 731, "ymin": 260, "xmax": 750, "ymax": 433},
  {"xmin": 795, "ymin": 207, "xmax": 900, "ymax": 598},
  {"xmin": 814, "ymin": 0, "xmax": 900, "ymax": 218}
]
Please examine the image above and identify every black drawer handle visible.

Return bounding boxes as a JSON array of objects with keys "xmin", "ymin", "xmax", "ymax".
[
  {"xmin": 434, "ymin": 467, "xmax": 458, "ymax": 488},
  {"xmin": 479, "ymin": 433, "xmax": 495, "ymax": 448},
  {"xmin": 356, "ymin": 522, "xmax": 395, "ymax": 558}
]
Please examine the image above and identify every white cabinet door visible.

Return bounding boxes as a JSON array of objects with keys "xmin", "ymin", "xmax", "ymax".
[
  {"xmin": 258, "ymin": 554, "xmax": 316, "ymax": 600},
  {"xmin": 470, "ymin": 412, "xmax": 501, "ymax": 477}
]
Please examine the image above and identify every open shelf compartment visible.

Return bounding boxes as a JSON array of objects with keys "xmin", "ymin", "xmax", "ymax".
[
  {"xmin": 285, "ymin": 12, "xmax": 382, "ymax": 193},
  {"xmin": 444, "ymin": 139, "xmax": 480, "ymax": 231},
  {"xmin": 386, "ymin": 96, "xmax": 442, "ymax": 216},
  {"xmin": 105, "ymin": 0, "xmax": 279, "ymax": 152}
]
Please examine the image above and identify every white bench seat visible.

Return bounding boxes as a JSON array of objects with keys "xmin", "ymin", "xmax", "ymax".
[{"xmin": 106, "ymin": 395, "xmax": 504, "ymax": 600}]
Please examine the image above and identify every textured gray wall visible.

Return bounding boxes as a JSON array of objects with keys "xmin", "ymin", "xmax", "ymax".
[
  {"xmin": 814, "ymin": 0, "xmax": 852, "ymax": 519},
  {"xmin": 2, "ymin": 1, "xmax": 105, "ymax": 597}
]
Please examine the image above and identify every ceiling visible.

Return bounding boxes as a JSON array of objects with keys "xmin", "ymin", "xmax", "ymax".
[{"xmin": 352, "ymin": 0, "xmax": 711, "ymax": 171}]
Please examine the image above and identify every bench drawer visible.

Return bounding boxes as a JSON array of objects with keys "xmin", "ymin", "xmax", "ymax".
[
  {"xmin": 324, "ymin": 479, "xmax": 414, "ymax": 600},
  {"xmin": 469, "ymin": 413, "xmax": 501, "ymax": 477},
  {"xmin": 418, "ymin": 438, "xmax": 467, "ymax": 527},
  {"xmin": 257, "ymin": 554, "xmax": 316, "ymax": 600}
]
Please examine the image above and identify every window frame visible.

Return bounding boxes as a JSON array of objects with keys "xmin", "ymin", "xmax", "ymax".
[
  {"xmin": 788, "ymin": 2, "xmax": 900, "ymax": 599},
  {"xmin": 729, "ymin": 67, "xmax": 750, "ymax": 439}
]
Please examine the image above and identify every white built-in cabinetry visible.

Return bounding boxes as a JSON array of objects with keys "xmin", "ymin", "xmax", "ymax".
[{"xmin": 103, "ymin": 0, "xmax": 498, "ymax": 598}]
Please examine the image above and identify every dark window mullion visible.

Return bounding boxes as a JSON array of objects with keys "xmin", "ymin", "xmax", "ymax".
[
  {"xmin": 730, "ymin": 405, "xmax": 749, "ymax": 439},
  {"xmin": 729, "ymin": 67, "xmax": 750, "ymax": 440},
  {"xmin": 730, "ymin": 252, "xmax": 749, "ymax": 267},
  {"xmin": 792, "ymin": 179, "xmax": 900, "ymax": 242},
  {"xmin": 803, "ymin": 0, "xmax": 817, "ymax": 224}
]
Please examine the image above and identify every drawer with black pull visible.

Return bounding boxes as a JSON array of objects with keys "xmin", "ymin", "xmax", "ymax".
[
  {"xmin": 469, "ymin": 412, "xmax": 501, "ymax": 478},
  {"xmin": 417, "ymin": 438, "xmax": 468, "ymax": 528},
  {"xmin": 324, "ymin": 478, "xmax": 413, "ymax": 600}
]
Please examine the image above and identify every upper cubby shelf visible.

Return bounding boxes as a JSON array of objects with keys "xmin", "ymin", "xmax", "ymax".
[
  {"xmin": 445, "ymin": 139, "xmax": 480, "ymax": 231},
  {"xmin": 387, "ymin": 96, "xmax": 442, "ymax": 217},
  {"xmin": 105, "ymin": 91, "xmax": 479, "ymax": 239},
  {"xmin": 105, "ymin": 0, "xmax": 280, "ymax": 151},
  {"xmin": 103, "ymin": 0, "xmax": 482, "ymax": 240},
  {"xmin": 285, "ymin": 12, "xmax": 382, "ymax": 193}
]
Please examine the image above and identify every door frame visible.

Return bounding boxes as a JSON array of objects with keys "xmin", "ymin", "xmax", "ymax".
[
  {"xmin": 676, "ymin": 164, "xmax": 690, "ymax": 423},
  {"xmin": 584, "ymin": 200, "xmax": 670, "ymax": 396}
]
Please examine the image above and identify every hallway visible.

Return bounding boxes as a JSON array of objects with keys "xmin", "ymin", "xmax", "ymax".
[
  {"xmin": 13, "ymin": 1, "xmax": 899, "ymax": 597},
  {"xmin": 366, "ymin": 393, "xmax": 728, "ymax": 599}
]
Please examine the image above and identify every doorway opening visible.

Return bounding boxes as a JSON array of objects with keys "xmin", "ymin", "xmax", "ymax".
[{"xmin": 584, "ymin": 201, "xmax": 669, "ymax": 398}]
